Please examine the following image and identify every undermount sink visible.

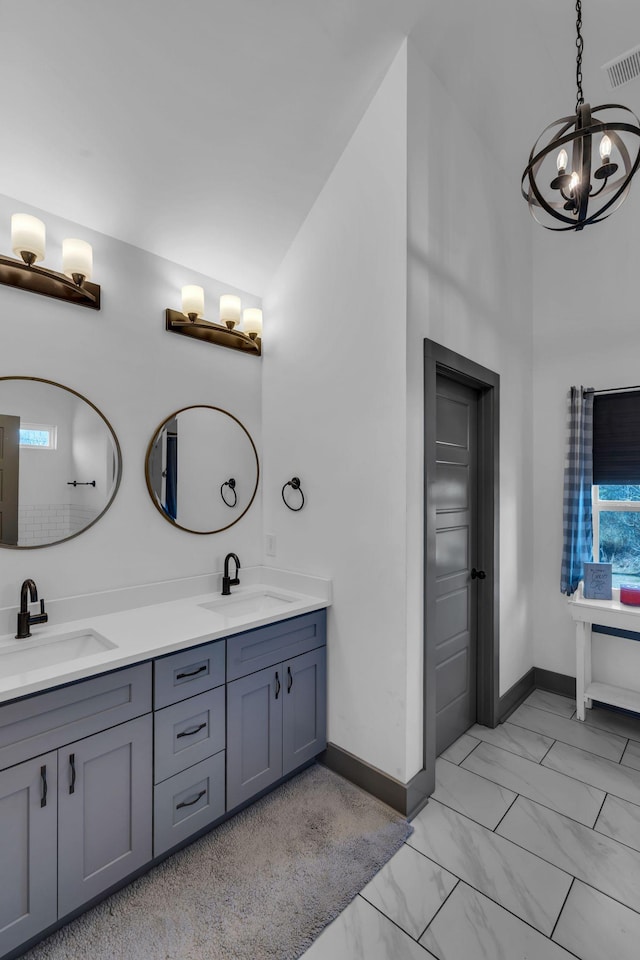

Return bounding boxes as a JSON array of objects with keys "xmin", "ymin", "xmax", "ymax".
[
  {"xmin": 0, "ymin": 629, "xmax": 116, "ymax": 676},
  {"xmin": 199, "ymin": 591, "xmax": 296, "ymax": 622}
]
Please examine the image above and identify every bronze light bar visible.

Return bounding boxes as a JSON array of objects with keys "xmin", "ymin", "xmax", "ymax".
[
  {"xmin": 0, "ymin": 254, "xmax": 101, "ymax": 309},
  {"xmin": 1, "ymin": 215, "xmax": 100, "ymax": 309},
  {"xmin": 165, "ymin": 288, "xmax": 262, "ymax": 356},
  {"xmin": 165, "ymin": 309, "xmax": 261, "ymax": 355}
]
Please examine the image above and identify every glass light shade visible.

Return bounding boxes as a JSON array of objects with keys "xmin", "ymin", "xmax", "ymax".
[
  {"xmin": 242, "ymin": 308, "xmax": 262, "ymax": 338},
  {"xmin": 62, "ymin": 238, "xmax": 93, "ymax": 281},
  {"xmin": 599, "ymin": 134, "xmax": 612, "ymax": 161},
  {"xmin": 556, "ymin": 148, "xmax": 568, "ymax": 172},
  {"xmin": 11, "ymin": 214, "xmax": 46, "ymax": 262},
  {"xmin": 182, "ymin": 285, "xmax": 205, "ymax": 318},
  {"xmin": 220, "ymin": 294, "xmax": 241, "ymax": 327}
]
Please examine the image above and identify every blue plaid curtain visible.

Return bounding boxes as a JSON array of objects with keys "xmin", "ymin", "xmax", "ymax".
[{"xmin": 560, "ymin": 386, "xmax": 594, "ymax": 595}]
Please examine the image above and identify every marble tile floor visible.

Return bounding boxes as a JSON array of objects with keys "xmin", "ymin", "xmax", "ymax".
[{"xmin": 300, "ymin": 690, "xmax": 640, "ymax": 960}]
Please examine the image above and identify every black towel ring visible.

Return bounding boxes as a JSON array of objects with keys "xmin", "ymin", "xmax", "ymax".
[
  {"xmin": 220, "ymin": 478, "xmax": 237, "ymax": 508},
  {"xmin": 282, "ymin": 477, "xmax": 305, "ymax": 511}
]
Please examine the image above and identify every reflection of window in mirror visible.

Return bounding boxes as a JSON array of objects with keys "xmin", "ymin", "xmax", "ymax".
[{"xmin": 19, "ymin": 422, "xmax": 58, "ymax": 450}]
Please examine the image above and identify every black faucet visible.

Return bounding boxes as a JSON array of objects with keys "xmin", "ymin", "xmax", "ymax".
[
  {"xmin": 221, "ymin": 553, "xmax": 241, "ymax": 596},
  {"xmin": 16, "ymin": 579, "xmax": 48, "ymax": 639}
]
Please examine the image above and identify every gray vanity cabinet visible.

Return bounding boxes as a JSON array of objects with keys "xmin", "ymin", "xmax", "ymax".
[
  {"xmin": 226, "ymin": 611, "xmax": 327, "ymax": 810},
  {"xmin": 57, "ymin": 714, "xmax": 153, "ymax": 917},
  {"xmin": 227, "ymin": 665, "xmax": 283, "ymax": 807},
  {"xmin": 0, "ymin": 662, "xmax": 152, "ymax": 957},
  {"xmin": 0, "ymin": 612, "xmax": 327, "ymax": 958},
  {"xmin": 0, "ymin": 753, "xmax": 58, "ymax": 957},
  {"xmin": 152, "ymin": 640, "xmax": 227, "ymax": 857},
  {"xmin": 282, "ymin": 646, "xmax": 327, "ymax": 775}
]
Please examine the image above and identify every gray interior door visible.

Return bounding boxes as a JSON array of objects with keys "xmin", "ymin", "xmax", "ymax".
[
  {"xmin": 0, "ymin": 413, "xmax": 20, "ymax": 546},
  {"xmin": 434, "ymin": 375, "xmax": 479, "ymax": 755}
]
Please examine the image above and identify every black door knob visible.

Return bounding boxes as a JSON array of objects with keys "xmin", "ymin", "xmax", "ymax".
[{"xmin": 471, "ymin": 568, "xmax": 486, "ymax": 580}]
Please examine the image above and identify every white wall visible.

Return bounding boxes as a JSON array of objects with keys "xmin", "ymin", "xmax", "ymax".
[
  {"xmin": 0, "ymin": 193, "xmax": 263, "ymax": 608},
  {"xmin": 263, "ymin": 35, "xmax": 535, "ymax": 783},
  {"xmin": 532, "ymin": 198, "xmax": 640, "ymax": 690},
  {"xmin": 405, "ymin": 40, "xmax": 535, "ymax": 770},
  {"xmin": 262, "ymin": 45, "xmax": 410, "ymax": 780}
]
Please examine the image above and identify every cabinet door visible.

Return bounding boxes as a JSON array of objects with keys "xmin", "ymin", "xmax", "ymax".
[
  {"xmin": 226, "ymin": 665, "xmax": 283, "ymax": 810},
  {"xmin": 282, "ymin": 647, "xmax": 327, "ymax": 776},
  {"xmin": 0, "ymin": 753, "xmax": 57, "ymax": 957},
  {"xmin": 57, "ymin": 714, "xmax": 152, "ymax": 917}
]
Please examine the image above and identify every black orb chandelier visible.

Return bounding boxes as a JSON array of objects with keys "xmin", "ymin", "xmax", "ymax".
[{"xmin": 522, "ymin": 0, "xmax": 640, "ymax": 230}]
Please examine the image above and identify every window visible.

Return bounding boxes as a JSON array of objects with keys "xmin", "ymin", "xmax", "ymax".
[
  {"xmin": 592, "ymin": 392, "xmax": 640, "ymax": 586},
  {"xmin": 592, "ymin": 485, "xmax": 640, "ymax": 586},
  {"xmin": 19, "ymin": 423, "xmax": 57, "ymax": 450}
]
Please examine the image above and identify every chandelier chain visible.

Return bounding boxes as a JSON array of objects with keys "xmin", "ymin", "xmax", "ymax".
[{"xmin": 575, "ymin": 0, "xmax": 584, "ymax": 111}]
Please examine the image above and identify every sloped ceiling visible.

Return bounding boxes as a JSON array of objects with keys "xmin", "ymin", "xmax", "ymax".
[{"xmin": 1, "ymin": 0, "xmax": 639, "ymax": 294}]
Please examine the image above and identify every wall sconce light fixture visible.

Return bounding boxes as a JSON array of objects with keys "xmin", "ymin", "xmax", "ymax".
[
  {"xmin": 0, "ymin": 214, "xmax": 100, "ymax": 309},
  {"xmin": 165, "ymin": 286, "xmax": 262, "ymax": 356}
]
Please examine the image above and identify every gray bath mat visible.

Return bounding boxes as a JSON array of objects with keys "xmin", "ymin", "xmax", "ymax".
[{"xmin": 23, "ymin": 763, "xmax": 412, "ymax": 960}]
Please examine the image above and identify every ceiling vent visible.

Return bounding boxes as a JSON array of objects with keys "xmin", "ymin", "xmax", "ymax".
[{"xmin": 602, "ymin": 44, "xmax": 640, "ymax": 89}]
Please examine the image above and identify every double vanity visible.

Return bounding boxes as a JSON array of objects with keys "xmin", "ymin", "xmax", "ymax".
[
  {"xmin": 0, "ymin": 374, "xmax": 327, "ymax": 957},
  {"xmin": 0, "ymin": 574, "xmax": 329, "ymax": 959}
]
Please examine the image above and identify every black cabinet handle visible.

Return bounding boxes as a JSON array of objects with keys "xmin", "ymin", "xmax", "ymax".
[
  {"xmin": 176, "ymin": 789, "xmax": 207, "ymax": 810},
  {"xmin": 176, "ymin": 722, "xmax": 207, "ymax": 739},
  {"xmin": 471, "ymin": 568, "xmax": 486, "ymax": 580},
  {"xmin": 275, "ymin": 671, "xmax": 281, "ymax": 699},
  {"xmin": 69, "ymin": 753, "xmax": 76, "ymax": 795},
  {"xmin": 176, "ymin": 664, "xmax": 207, "ymax": 680},
  {"xmin": 287, "ymin": 665, "xmax": 293, "ymax": 693},
  {"xmin": 40, "ymin": 765, "xmax": 48, "ymax": 808}
]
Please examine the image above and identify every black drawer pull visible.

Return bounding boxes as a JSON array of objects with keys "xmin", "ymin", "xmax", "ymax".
[
  {"xmin": 287, "ymin": 665, "xmax": 293, "ymax": 693},
  {"xmin": 40, "ymin": 765, "xmax": 48, "ymax": 808},
  {"xmin": 176, "ymin": 721, "xmax": 207, "ymax": 739},
  {"xmin": 69, "ymin": 753, "xmax": 76, "ymax": 795},
  {"xmin": 176, "ymin": 664, "xmax": 208, "ymax": 680},
  {"xmin": 275, "ymin": 671, "xmax": 281, "ymax": 699},
  {"xmin": 176, "ymin": 789, "xmax": 206, "ymax": 810}
]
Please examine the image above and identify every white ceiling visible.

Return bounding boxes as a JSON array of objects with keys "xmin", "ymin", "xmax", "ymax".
[{"xmin": 1, "ymin": 0, "xmax": 639, "ymax": 295}]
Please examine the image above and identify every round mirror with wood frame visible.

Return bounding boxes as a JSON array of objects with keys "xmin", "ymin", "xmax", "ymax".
[
  {"xmin": 0, "ymin": 376, "xmax": 122, "ymax": 549},
  {"xmin": 145, "ymin": 405, "xmax": 259, "ymax": 534}
]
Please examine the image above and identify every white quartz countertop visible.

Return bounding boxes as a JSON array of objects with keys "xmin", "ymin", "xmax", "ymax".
[{"xmin": 0, "ymin": 574, "xmax": 330, "ymax": 704}]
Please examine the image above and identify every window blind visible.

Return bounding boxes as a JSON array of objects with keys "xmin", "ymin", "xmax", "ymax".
[{"xmin": 593, "ymin": 391, "xmax": 640, "ymax": 484}]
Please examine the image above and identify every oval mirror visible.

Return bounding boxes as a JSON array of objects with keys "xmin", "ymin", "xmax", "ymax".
[
  {"xmin": 0, "ymin": 376, "xmax": 122, "ymax": 549},
  {"xmin": 145, "ymin": 406, "xmax": 259, "ymax": 534}
]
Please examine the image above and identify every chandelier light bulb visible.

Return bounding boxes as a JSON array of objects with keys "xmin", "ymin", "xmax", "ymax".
[
  {"xmin": 569, "ymin": 171, "xmax": 580, "ymax": 193},
  {"xmin": 557, "ymin": 148, "xmax": 569, "ymax": 173},
  {"xmin": 599, "ymin": 134, "xmax": 612, "ymax": 161}
]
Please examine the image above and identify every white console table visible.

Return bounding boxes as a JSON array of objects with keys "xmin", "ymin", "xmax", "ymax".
[{"xmin": 569, "ymin": 584, "xmax": 640, "ymax": 721}]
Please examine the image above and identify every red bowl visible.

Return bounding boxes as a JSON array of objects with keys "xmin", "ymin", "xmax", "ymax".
[{"xmin": 620, "ymin": 584, "xmax": 640, "ymax": 605}]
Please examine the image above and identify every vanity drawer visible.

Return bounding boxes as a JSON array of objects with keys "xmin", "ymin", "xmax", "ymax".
[
  {"xmin": 0, "ymin": 663, "xmax": 152, "ymax": 773},
  {"xmin": 226, "ymin": 609, "xmax": 326, "ymax": 681},
  {"xmin": 154, "ymin": 639, "xmax": 225, "ymax": 709},
  {"xmin": 153, "ymin": 750, "xmax": 225, "ymax": 857},
  {"xmin": 154, "ymin": 686, "xmax": 225, "ymax": 783}
]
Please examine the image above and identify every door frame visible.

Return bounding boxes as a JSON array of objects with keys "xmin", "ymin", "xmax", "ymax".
[{"xmin": 423, "ymin": 339, "xmax": 500, "ymax": 790}]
